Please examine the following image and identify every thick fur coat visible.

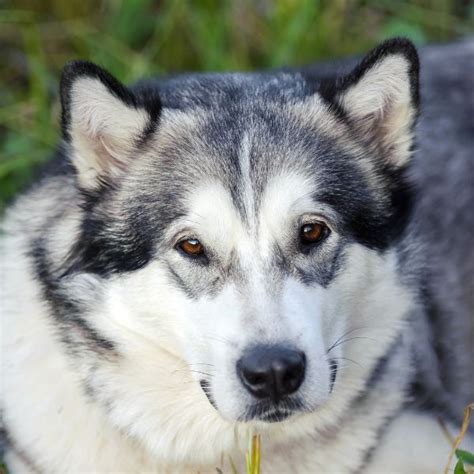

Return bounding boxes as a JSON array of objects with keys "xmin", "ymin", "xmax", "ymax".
[{"xmin": 1, "ymin": 38, "xmax": 473, "ymax": 473}]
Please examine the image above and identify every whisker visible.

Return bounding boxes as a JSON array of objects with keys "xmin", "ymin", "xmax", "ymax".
[
  {"xmin": 326, "ymin": 327, "xmax": 365, "ymax": 353},
  {"xmin": 198, "ymin": 333, "xmax": 234, "ymax": 346},
  {"xmin": 327, "ymin": 335, "xmax": 377, "ymax": 354},
  {"xmin": 171, "ymin": 368, "xmax": 214, "ymax": 377},
  {"xmin": 326, "ymin": 326, "xmax": 386, "ymax": 354},
  {"xmin": 329, "ymin": 356, "xmax": 364, "ymax": 369}
]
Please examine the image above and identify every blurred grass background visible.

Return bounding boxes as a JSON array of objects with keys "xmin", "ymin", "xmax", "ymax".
[{"xmin": 1, "ymin": 0, "xmax": 473, "ymax": 212}]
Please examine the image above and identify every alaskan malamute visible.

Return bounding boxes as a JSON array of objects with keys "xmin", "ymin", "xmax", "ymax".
[{"xmin": 1, "ymin": 38, "xmax": 473, "ymax": 473}]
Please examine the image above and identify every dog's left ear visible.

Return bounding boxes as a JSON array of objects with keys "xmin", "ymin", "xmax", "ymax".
[
  {"xmin": 60, "ymin": 61, "xmax": 161, "ymax": 190},
  {"xmin": 327, "ymin": 38, "xmax": 419, "ymax": 167}
]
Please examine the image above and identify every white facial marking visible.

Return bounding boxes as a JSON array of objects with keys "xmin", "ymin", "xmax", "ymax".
[
  {"xmin": 154, "ymin": 149, "xmax": 339, "ymax": 421},
  {"xmin": 240, "ymin": 132, "xmax": 258, "ymax": 233}
]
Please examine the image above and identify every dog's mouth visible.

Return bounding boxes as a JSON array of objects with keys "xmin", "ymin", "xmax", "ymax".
[
  {"xmin": 239, "ymin": 398, "xmax": 305, "ymax": 423},
  {"xmin": 254, "ymin": 408, "xmax": 293, "ymax": 423},
  {"xmin": 200, "ymin": 379, "xmax": 304, "ymax": 423}
]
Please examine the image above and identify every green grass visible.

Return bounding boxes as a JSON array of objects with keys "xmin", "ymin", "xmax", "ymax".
[
  {"xmin": 0, "ymin": 5, "xmax": 472, "ymax": 471},
  {"xmin": 1, "ymin": 0, "xmax": 473, "ymax": 211}
]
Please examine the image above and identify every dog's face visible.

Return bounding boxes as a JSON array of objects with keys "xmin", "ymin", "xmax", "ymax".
[{"xmin": 58, "ymin": 40, "xmax": 418, "ymax": 461}]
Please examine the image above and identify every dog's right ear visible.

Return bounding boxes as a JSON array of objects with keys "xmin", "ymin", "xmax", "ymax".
[{"xmin": 60, "ymin": 61, "xmax": 161, "ymax": 190}]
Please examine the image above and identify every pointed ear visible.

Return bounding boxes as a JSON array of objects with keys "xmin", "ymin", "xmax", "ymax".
[
  {"xmin": 60, "ymin": 61, "xmax": 161, "ymax": 189},
  {"xmin": 329, "ymin": 38, "xmax": 419, "ymax": 167}
]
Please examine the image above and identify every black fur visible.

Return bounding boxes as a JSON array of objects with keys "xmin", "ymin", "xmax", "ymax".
[{"xmin": 30, "ymin": 238, "xmax": 116, "ymax": 354}]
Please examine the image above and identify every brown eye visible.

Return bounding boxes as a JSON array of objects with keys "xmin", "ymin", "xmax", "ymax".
[
  {"xmin": 178, "ymin": 238, "xmax": 204, "ymax": 257},
  {"xmin": 300, "ymin": 222, "xmax": 327, "ymax": 244}
]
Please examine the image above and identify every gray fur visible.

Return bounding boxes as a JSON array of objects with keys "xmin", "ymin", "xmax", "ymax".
[
  {"xmin": 1, "ymin": 38, "xmax": 472, "ymax": 472},
  {"xmin": 303, "ymin": 38, "xmax": 474, "ymax": 424}
]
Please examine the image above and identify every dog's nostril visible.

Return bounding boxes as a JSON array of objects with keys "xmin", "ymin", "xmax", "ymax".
[
  {"xmin": 244, "ymin": 372, "xmax": 266, "ymax": 386},
  {"xmin": 237, "ymin": 346, "xmax": 306, "ymax": 402}
]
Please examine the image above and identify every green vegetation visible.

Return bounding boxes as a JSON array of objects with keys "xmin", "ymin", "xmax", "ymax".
[{"xmin": 1, "ymin": 0, "xmax": 473, "ymax": 210}]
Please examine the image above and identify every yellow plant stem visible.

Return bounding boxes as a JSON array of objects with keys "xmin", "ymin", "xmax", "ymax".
[{"xmin": 445, "ymin": 403, "xmax": 474, "ymax": 474}]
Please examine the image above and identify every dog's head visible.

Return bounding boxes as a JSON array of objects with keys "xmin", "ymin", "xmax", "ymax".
[{"xmin": 58, "ymin": 39, "xmax": 419, "ymax": 462}]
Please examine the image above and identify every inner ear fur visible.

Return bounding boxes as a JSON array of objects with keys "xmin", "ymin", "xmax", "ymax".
[
  {"xmin": 60, "ymin": 61, "xmax": 161, "ymax": 189},
  {"xmin": 321, "ymin": 38, "xmax": 420, "ymax": 167}
]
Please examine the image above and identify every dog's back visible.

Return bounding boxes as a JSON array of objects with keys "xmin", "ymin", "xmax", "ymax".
[{"xmin": 413, "ymin": 40, "xmax": 474, "ymax": 417}]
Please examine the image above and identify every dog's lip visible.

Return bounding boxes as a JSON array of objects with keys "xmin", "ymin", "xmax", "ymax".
[
  {"xmin": 241, "ymin": 398, "xmax": 304, "ymax": 423},
  {"xmin": 199, "ymin": 379, "xmax": 218, "ymax": 410},
  {"xmin": 199, "ymin": 380, "xmax": 303, "ymax": 423},
  {"xmin": 256, "ymin": 408, "xmax": 294, "ymax": 423},
  {"xmin": 329, "ymin": 358, "xmax": 338, "ymax": 392}
]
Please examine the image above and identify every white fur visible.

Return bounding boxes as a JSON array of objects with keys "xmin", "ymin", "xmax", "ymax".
[
  {"xmin": 2, "ymin": 172, "xmax": 450, "ymax": 473},
  {"xmin": 0, "ymin": 57, "xmax": 455, "ymax": 473},
  {"xmin": 366, "ymin": 410, "xmax": 474, "ymax": 474},
  {"xmin": 338, "ymin": 55, "xmax": 416, "ymax": 166},
  {"xmin": 69, "ymin": 78, "xmax": 149, "ymax": 188}
]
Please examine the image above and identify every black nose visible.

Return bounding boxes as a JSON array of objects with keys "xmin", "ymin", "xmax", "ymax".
[{"xmin": 237, "ymin": 346, "xmax": 306, "ymax": 401}]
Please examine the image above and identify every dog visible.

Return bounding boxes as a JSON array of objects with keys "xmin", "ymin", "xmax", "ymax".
[{"xmin": 1, "ymin": 37, "xmax": 473, "ymax": 473}]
